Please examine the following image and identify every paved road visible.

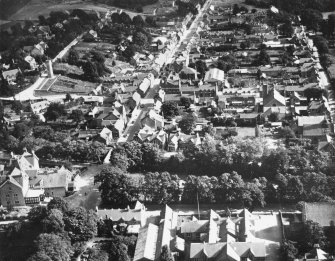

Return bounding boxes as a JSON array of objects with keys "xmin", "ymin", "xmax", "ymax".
[
  {"xmin": 0, "ymin": 33, "xmax": 85, "ymax": 101},
  {"xmin": 175, "ymin": 0, "xmax": 212, "ymax": 54},
  {"xmin": 52, "ymin": 34, "xmax": 83, "ymax": 62},
  {"xmin": 118, "ymin": 0, "xmax": 213, "ymax": 143}
]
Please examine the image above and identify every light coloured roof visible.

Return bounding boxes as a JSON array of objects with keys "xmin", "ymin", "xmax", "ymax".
[
  {"xmin": 127, "ymin": 224, "xmax": 141, "ymax": 234},
  {"xmin": 297, "ymin": 115, "xmax": 325, "ymax": 127},
  {"xmin": 2, "ymin": 69, "xmax": 19, "ymax": 79},
  {"xmin": 263, "ymin": 89, "xmax": 286, "ymax": 107},
  {"xmin": 204, "ymin": 68, "xmax": 225, "ymax": 82},
  {"xmin": 133, "ymin": 223, "xmax": 159, "ymax": 261},
  {"xmin": 139, "ymin": 78, "xmax": 151, "ymax": 94},
  {"xmin": 303, "ymin": 202, "xmax": 335, "ymax": 227},
  {"xmin": 42, "ymin": 172, "xmax": 67, "ymax": 188},
  {"xmin": 190, "ymin": 242, "xmax": 266, "ymax": 259},
  {"xmin": 96, "ymin": 208, "xmax": 144, "ymax": 222},
  {"xmin": 25, "ymin": 189, "xmax": 44, "ymax": 198}
]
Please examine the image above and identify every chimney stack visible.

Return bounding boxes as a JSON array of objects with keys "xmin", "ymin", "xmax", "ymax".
[{"xmin": 46, "ymin": 60, "xmax": 54, "ymax": 79}]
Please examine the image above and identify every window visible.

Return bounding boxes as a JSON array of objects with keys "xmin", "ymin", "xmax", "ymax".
[
  {"xmin": 14, "ymin": 193, "xmax": 18, "ymax": 197},
  {"xmin": 185, "ymin": 233, "xmax": 192, "ymax": 238},
  {"xmin": 15, "ymin": 201, "xmax": 20, "ymax": 204}
]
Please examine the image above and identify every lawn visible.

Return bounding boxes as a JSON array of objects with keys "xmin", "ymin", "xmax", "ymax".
[
  {"xmin": 53, "ymin": 63, "xmax": 83, "ymax": 76},
  {"xmin": 236, "ymin": 127, "xmax": 256, "ymax": 137},
  {"xmin": 66, "ymin": 164, "xmax": 104, "ymax": 210}
]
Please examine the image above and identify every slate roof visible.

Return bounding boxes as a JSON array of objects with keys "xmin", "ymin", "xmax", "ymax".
[
  {"xmin": 0, "ymin": 176, "xmax": 22, "ymax": 189},
  {"xmin": 303, "ymin": 124, "xmax": 327, "ymax": 137},
  {"xmin": 180, "ymin": 220, "xmax": 209, "ymax": 233}
]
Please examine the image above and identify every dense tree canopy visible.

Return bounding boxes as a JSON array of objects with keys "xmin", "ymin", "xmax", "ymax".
[
  {"xmin": 178, "ymin": 114, "xmax": 197, "ymax": 134},
  {"xmin": 161, "ymin": 101, "xmax": 179, "ymax": 119},
  {"xmin": 44, "ymin": 103, "xmax": 67, "ymax": 122},
  {"xmin": 30, "ymin": 233, "xmax": 73, "ymax": 261}
]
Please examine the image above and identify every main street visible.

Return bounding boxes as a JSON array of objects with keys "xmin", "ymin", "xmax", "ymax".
[{"xmin": 118, "ymin": 0, "xmax": 212, "ymax": 143}]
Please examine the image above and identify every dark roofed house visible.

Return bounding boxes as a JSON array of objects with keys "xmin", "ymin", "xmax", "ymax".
[
  {"xmin": 180, "ymin": 220, "xmax": 210, "ymax": 241},
  {"xmin": 295, "ymin": 245, "xmax": 330, "ymax": 261},
  {"xmin": 302, "ymin": 202, "xmax": 335, "ymax": 227},
  {"xmin": 36, "ymin": 26, "xmax": 51, "ymax": 39},
  {"xmin": 236, "ymin": 113, "xmax": 259, "ymax": 126}
]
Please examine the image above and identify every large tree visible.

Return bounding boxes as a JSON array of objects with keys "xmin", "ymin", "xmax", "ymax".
[
  {"xmin": 69, "ymin": 109, "xmax": 85, "ymax": 123},
  {"xmin": 257, "ymin": 49, "xmax": 270, "ymax": 66},
  {"xmin": 160, "ymin": 245, "xmax": 174, "ymax": 261},
  {"xmin": 63, "ymin": 207, "xmax": 98, "ymax": 242},
  {"xmin": 82, "ymin": 61, "xmax": 99, "ymax": 80},
  {"xmin": 44, "ymin": 103, "xmax": 67, "ymax": 122},
  {"xmin": 132, "ymin": 31, "xmax": 149, "ymax": 47},
  {"xmin": 110, "ymin": 146, "xmax": 130, "ymax": 171},
  {"xmin": 178, "ymin": 114, "xmax": 196, "ymax": 134},
  {"xmin": 298, "ymin": 220, "xmax": 327, "ymax": 253},
  {"xmin": 42, "ymin": 209, "xmax": 65, "ymax": 234},
  {"xmin": 96, "ymin": 166, "xmax": 134, "ymax": 207},
  {"xmin": 47, "ymin": 197, "xmax": 70, "ymax": 213},
  {"xmin": 13, "ymin": 122, "xmax": 31, "ymax": 139},
  {"xmin": 30, "ymin": 233, "xmax": 73, "ymax": 261},
  {"xmin": 132, "ymin": 15, "xmax": 145, "ymax": 27},
  {"xmin": 143, "ymin": 172, "xmax": 180, "ymax": 204},
  {"xmin": 301, "ymin": 9, "xmax": 323, "ymax": 32},
  {"xmin": 67, "ymin": 48, "xmax": 79, "ymax": 65},
  {"xmin": 161, "ymin": 101, "xmax": 179, "ymax": 119},
  {"xmin": 281, "ymin": 240, "xmax": 298, "ymax": 261}
]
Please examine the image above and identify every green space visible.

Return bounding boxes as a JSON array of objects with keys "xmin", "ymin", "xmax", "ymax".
[{"xmin": 0, "ymin": 0, "xmax": 31, "ymax": 19}]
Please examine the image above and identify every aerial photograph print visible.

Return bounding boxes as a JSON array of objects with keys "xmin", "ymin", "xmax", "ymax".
[{"xmin": 0, "ymin": 0, "xmax": 335, "ymax": 260}]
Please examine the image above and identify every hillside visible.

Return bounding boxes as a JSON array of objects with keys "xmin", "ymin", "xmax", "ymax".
[{"xmin": 0, "ymin": 0, "xmax": 31, "ymax": 19}]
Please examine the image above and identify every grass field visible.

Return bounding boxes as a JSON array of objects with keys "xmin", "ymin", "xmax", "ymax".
[
  {"xmin": 8, "ymin": 0, "xmax": 144, "ymax": 21},
  {"xmin": 0, "ymin": 0, "xmax": 31, "ymax": 19}
]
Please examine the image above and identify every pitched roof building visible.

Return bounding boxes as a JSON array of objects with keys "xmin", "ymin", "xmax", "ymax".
[
  {"xmin": 204, "ymin": 68, "xmax": 225, "ymax": 83},
  {"xmin": 96, "ymin": 201, "xmax": 147, "ymax": 227}
]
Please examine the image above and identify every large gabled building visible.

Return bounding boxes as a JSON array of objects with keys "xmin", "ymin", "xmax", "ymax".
[{"xmin": 132, "ymin": 206, "xmax": 267, "ymax": 261}]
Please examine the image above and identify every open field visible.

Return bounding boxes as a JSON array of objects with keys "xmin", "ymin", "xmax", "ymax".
[
  {"xmin": 0, "ymin": 0, "xmax": 31, "ymax": 19},
  {"xmin": 8, "ymin": 0, "xmax": 144, "ymax": 21}
]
